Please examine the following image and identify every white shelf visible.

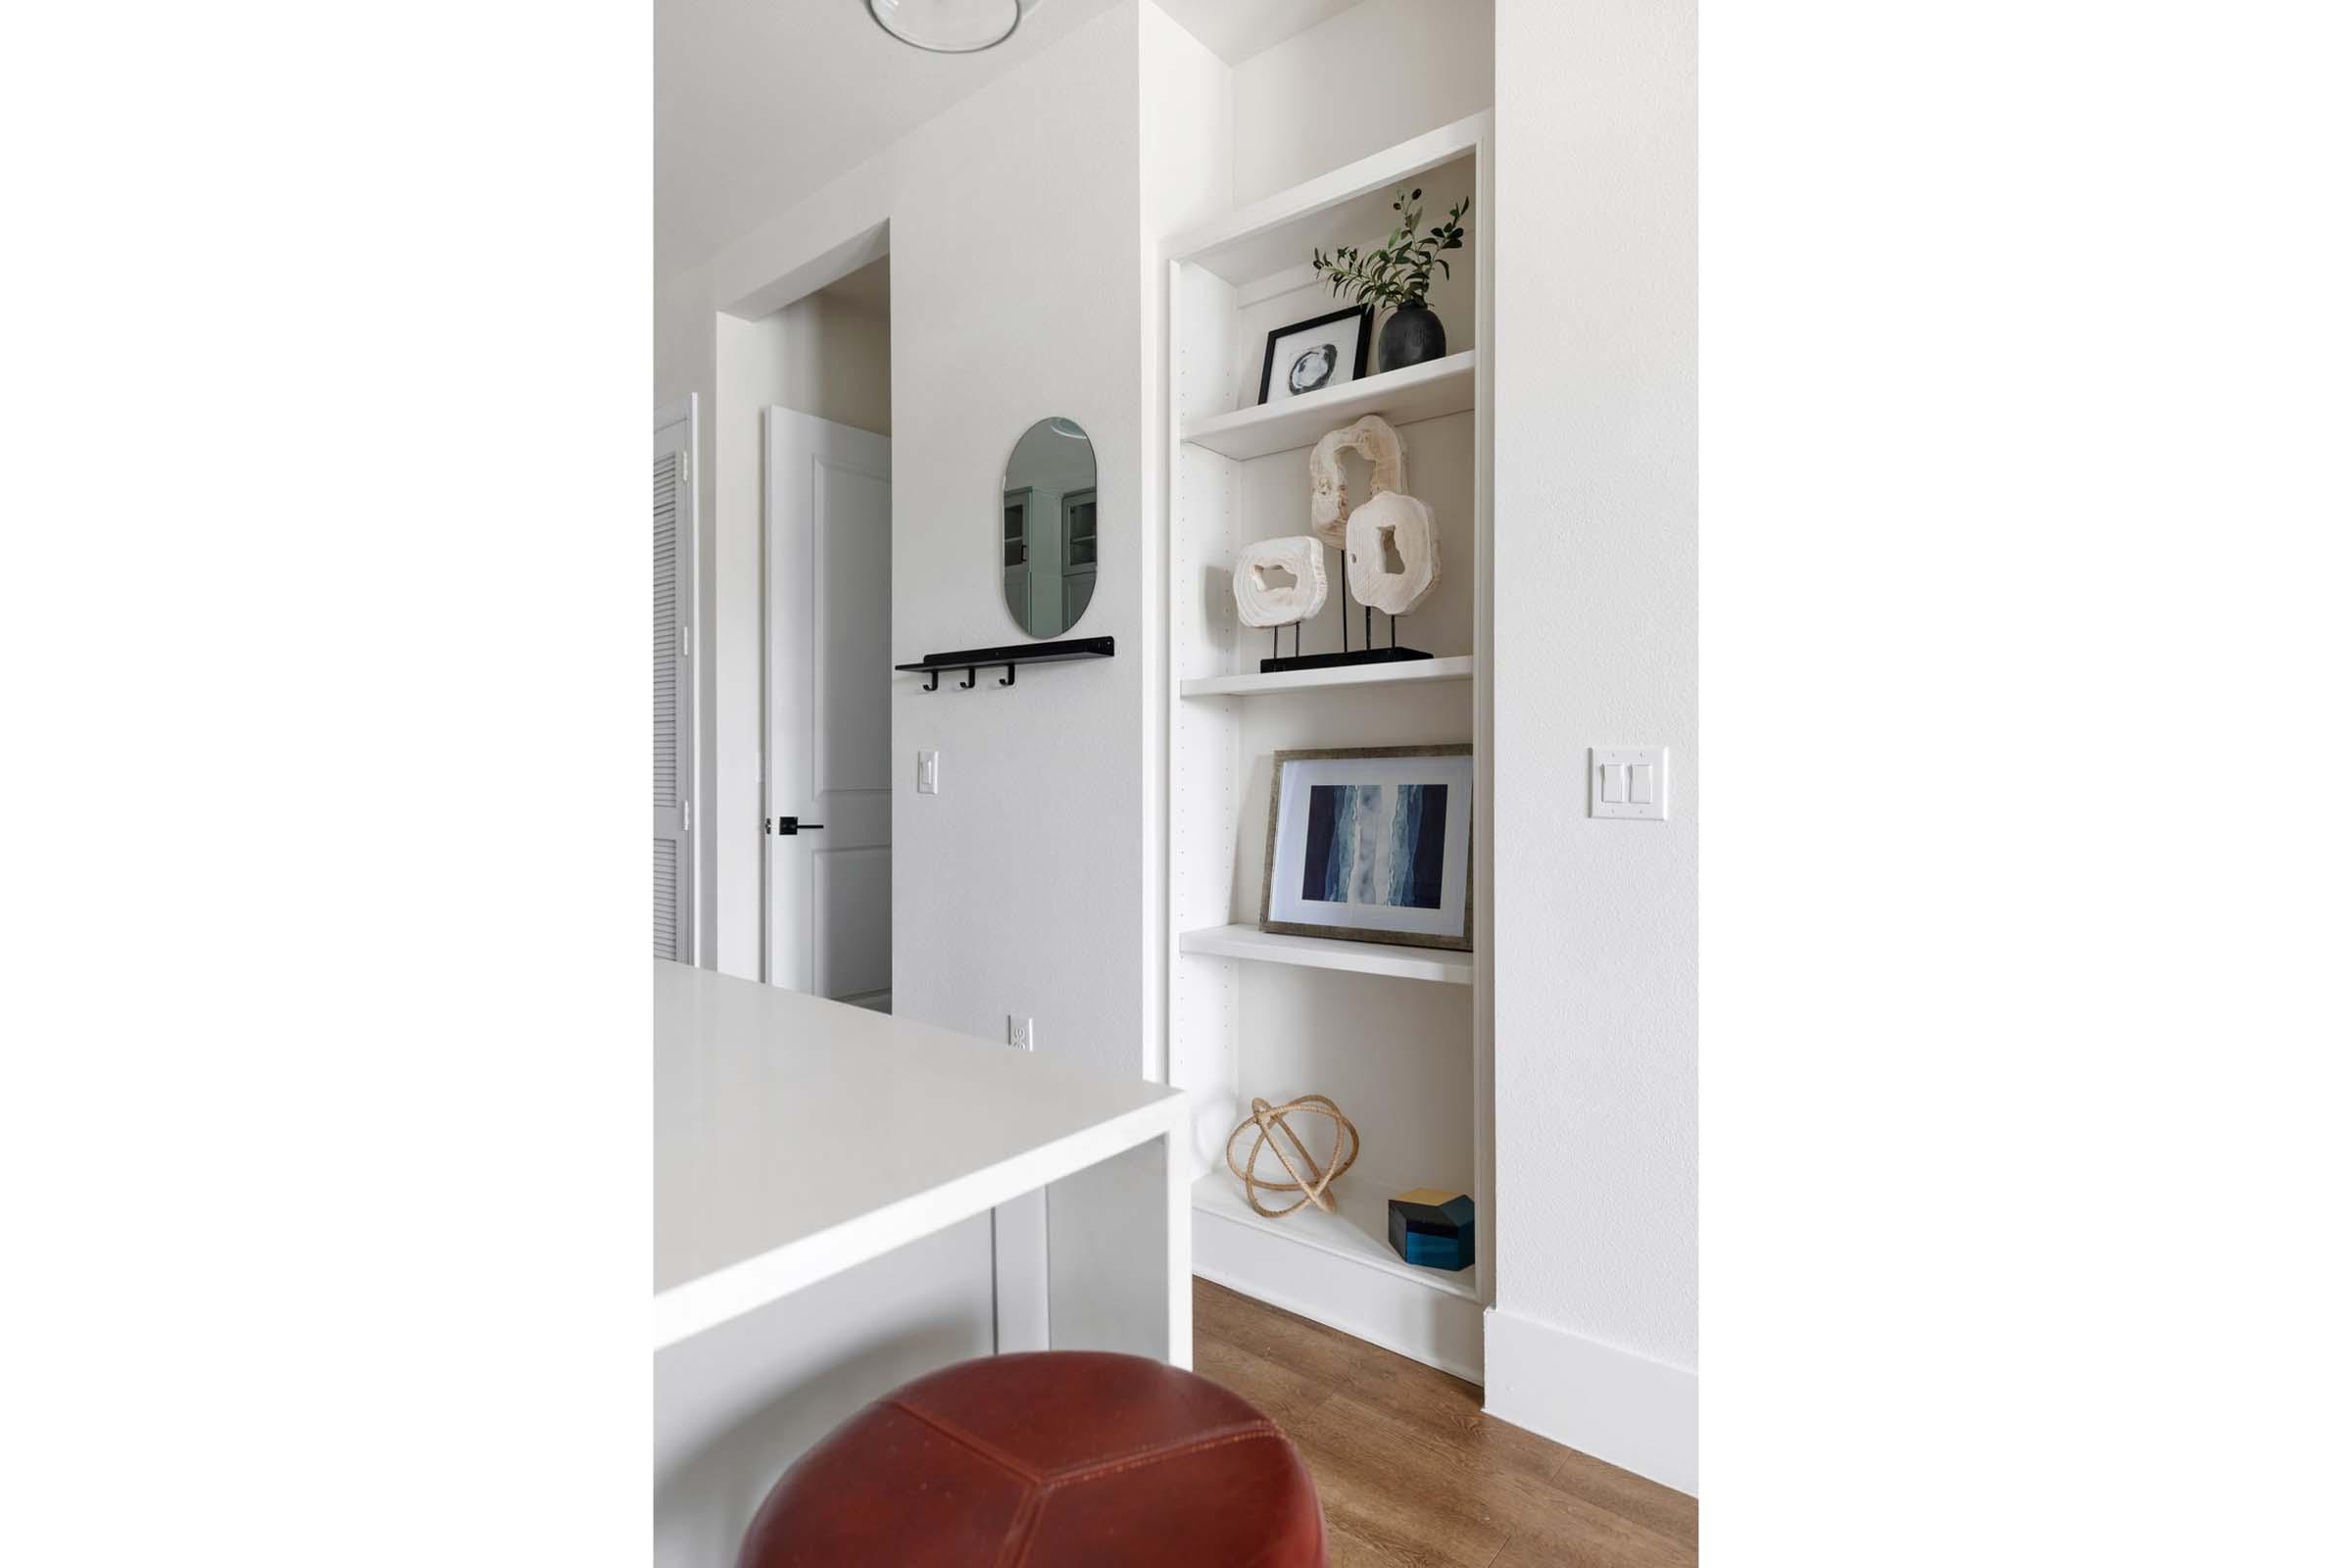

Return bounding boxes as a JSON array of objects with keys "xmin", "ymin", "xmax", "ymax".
[
  {"xmin": 1181, "ymin": 351, "xmax": 1476, "ymax": 461},
  {"xmin": 1192, "ymin": 1170, "xmax": 1478, "ymax": 1304},
  {"xmin": 1166, "ymin": 112, "xmax": 1491, "ymax": 284},
  {"xmin": 1181, "ymin": 655, "xmax": 1473, "ymax": 699},
  {"xmin": 1179, "ymin": 923, "xmax": 1472, "ymax": 986}
]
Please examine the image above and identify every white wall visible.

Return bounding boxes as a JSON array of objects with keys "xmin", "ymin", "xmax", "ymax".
[
  {"xmin": 1485, "ymin": 0, "xmax": 1699, "ymax": 1495},
  {"xmin": 1230, "ymin": 0, "xmax": 1494, "ymax": 204},
  {"xmin": 655, "ymin": 4, "xmax": 1226, "ymax": 1075},
  {"xmin": 887, "ymin": 7, "xmax": 1147, "ymax": 1073}
]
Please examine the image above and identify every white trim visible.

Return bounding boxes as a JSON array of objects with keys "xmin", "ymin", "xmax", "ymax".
[
  {"xmin": 1470, "ymin": 112, "xmax": 1497, "ymax": 1318},
  {"xmin": 1481, "ymin": 1306, "xmax": 1697, "ymax": 1496}
]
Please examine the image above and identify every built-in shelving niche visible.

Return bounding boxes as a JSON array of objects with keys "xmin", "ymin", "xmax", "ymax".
[{"xmin": 1162, "ymin": 113, "xmax": 1494, "ymax": 1381}]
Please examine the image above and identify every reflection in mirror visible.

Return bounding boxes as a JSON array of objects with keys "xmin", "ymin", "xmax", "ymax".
[{"xmin": 1001, "ymin": 416, "xmax": 1097, "ymax": 636}]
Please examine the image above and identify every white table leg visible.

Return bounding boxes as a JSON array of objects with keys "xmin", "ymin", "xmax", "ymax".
[{"xmin": 1043, "ymin": 1125, "xmax": 1192, "ymax": 1365}]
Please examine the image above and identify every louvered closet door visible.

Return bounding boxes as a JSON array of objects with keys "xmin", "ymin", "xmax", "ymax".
[{"xmin": 654, "ymin": 402, "xmax": 697, "ymax": 961}]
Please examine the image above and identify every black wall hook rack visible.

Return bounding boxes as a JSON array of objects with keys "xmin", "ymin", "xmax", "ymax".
[{"xmin": 896, "ymin": 635, "xmax": 1114, "ymax": 691}]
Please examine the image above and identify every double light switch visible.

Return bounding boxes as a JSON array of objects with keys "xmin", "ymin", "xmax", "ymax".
[{"xmin": 1591, "ymin": 747, "xmax": 1668, "ymax": 820}]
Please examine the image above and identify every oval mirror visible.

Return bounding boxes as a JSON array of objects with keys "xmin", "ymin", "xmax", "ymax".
[{"xmin": 1000, "ymin": 416, "xmax": 1098, "ymax": 637}]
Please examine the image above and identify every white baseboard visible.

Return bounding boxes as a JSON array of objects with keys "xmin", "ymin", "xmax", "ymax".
[{"xmin": 1481, "ymin": 1307, "xmax": 1697, "ymax": 1496}]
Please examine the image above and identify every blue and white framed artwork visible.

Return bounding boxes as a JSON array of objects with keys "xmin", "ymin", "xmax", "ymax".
[{"xmin": 1259, "ymin": 745, "xmax": 1472, "ymax": 950}]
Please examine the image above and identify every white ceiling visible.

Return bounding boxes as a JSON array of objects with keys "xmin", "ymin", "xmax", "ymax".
[
  {"xmin": 658, "ymin": 0, "xmax": 1118, "ymax": 282},
  {"xmin": 657, "ymin": 0, "xmax": 1363, "ymax": 282}
]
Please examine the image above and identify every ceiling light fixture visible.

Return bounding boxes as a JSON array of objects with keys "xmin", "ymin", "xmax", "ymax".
[{"xmin": 865, "ymin": 0, "xmax": 1038, "ymax": 55}]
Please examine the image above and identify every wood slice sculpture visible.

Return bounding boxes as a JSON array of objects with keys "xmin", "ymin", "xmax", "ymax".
[
  {"xmin": 1344, "ymin": 488, "xmax": 1441, "ymax": 615},
  {"xmin": 1307, "ymin": 416, "xmax": 1409, "ymax": 549},
  {"xmin": 1225, "ymin": 1095, "xmax": 1360, "ymax": 1219},
  {"xmin": 1233, "ymin": 535, "xmax": 1329, "ymax": 628}
]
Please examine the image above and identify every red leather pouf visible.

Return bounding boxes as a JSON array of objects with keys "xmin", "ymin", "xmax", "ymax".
[{"xmin": 738, "ymin": 1350, "xmax": 1326, "ymax": 1567}]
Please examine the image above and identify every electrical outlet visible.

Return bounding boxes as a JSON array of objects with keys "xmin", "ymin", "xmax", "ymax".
[
  {"xmin": 916, "ymin": 750, "xmax": 940, "ymax": 795},
  {"xmin": 1007, "ymin": 1015, "xmax": 1035, "ymax": 1052}
]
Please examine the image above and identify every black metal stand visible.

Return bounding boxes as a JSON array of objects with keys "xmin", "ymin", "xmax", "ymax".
[
  {"xmin": 1260, "ymin": 644, "xmax": 1433, "ymax": 673},
  {"xmin": 1260, "ymin": 595, "xmax": 1429, "ymax": 673}
]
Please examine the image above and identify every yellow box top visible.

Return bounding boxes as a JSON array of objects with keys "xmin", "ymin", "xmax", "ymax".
[{"xmin": 1393, "ymin": 1187, "xmax": 1465, "ymax": 1207}]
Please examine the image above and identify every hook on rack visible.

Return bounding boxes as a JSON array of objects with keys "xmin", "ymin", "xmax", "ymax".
[
  {"xmin": 958, "ymin": 667, "xmax": 978, "ymax": 689},
  {"xmin": 923, "ymin": 669, "xmax": 940, "ymax": 692},
  {"xmin": 999, "ymin": 663, "xmax": 1016, "ymax": 687}
]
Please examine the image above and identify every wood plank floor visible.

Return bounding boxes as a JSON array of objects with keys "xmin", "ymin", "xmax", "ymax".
[{"xmin": 1194, "ymin": 1279, "xmax": 1698, "ymax": 1567}]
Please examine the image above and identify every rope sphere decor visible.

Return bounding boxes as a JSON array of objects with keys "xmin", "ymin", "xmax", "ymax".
[{"xmin": 1224, "ymin": 1095, "xmax": 1360, "ymax": 1219}]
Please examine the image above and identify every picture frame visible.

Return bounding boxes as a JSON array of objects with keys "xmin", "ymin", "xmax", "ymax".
[
  {"xmin": 1256, "ymin": 305, "xmax": 1372, "ymax": 407},
  {"xmin": 1259, "ymin": 744, "xmax": 1473, "ymax": 950}
]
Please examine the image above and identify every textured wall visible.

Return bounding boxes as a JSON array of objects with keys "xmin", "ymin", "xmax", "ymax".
[{"xmin": 1491, "ymin": 0, "xmax": 1698, "ymax": 1376}]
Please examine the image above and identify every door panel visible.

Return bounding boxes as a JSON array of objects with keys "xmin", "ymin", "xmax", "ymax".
[
  {"xmin": 765, "ymin": 410, "xmax": 891, "ymax": 1002},
  {"xmin": 815, "ymin": 460, "xmax": 892, "ymax": 795},
  {"xmin": 815, "ymin": 846, "xmax": 891, "ymax": 1004}
]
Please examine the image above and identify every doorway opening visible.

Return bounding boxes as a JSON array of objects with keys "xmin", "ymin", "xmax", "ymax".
[{"xmin": 757, "ymin": 255, "xmax": 892, "ymax": 1009}]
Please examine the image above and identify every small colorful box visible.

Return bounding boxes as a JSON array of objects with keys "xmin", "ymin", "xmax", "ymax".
[{"xmin": 1386, "ymin": 1188, "xmax": 1475, "ymax": 1272}]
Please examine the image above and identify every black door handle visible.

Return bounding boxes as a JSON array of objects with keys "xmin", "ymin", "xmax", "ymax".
[{"xmin": 768, "ymin": 816, "xmax": 826, "ymax": 836}]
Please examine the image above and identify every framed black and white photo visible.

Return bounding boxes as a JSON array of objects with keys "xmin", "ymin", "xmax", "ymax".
[
  {"xmin": 1259, "ymin": 744, "xmax": 1472, "ymax": 950},
  {"xmin": 1256, "ymin": 305, "xmax": 1371, "ymax": 407}
]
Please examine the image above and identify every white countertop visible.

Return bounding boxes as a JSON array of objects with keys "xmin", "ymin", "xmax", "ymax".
[{"xmin": 653, "ymin": 960, "xmax": 1185, "ymax": 1348}]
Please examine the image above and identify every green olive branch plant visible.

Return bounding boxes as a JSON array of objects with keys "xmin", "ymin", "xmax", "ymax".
[{"xmin": 1309, "ymin": 185, "xmax": 1470, "ymax": 314}]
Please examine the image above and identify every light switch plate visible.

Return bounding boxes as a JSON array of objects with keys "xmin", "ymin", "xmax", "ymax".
[
  {"xmin": 1592, "ymin": 747, "xmax": 1668, "ymax": 820},
  {"xmin": 916, "ymin": 750, "xmax": 939, "ymax": 795}
]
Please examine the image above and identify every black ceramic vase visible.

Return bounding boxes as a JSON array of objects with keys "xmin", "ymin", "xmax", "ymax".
[{"xmin": 1377, "ymin": 303, "xmax": 1447, "ymax": 372}]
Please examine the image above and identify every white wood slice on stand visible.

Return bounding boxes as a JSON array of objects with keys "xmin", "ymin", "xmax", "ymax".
[
  {"xmin": 1345, "ymin": 490, "xmax": 1441, "ymax": 615},
  {"xmin": 1233, "ymin": 535, "xmax": 1329, "ymax": 627},
  {"xmin": 1308, "ymin": 415, "xmax": 1409, "ymax": 548}
]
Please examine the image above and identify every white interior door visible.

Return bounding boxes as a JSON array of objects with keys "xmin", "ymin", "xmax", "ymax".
[{"xmin": 764, "ymin": 409, "xmax": 891, "ymax": 1007}]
